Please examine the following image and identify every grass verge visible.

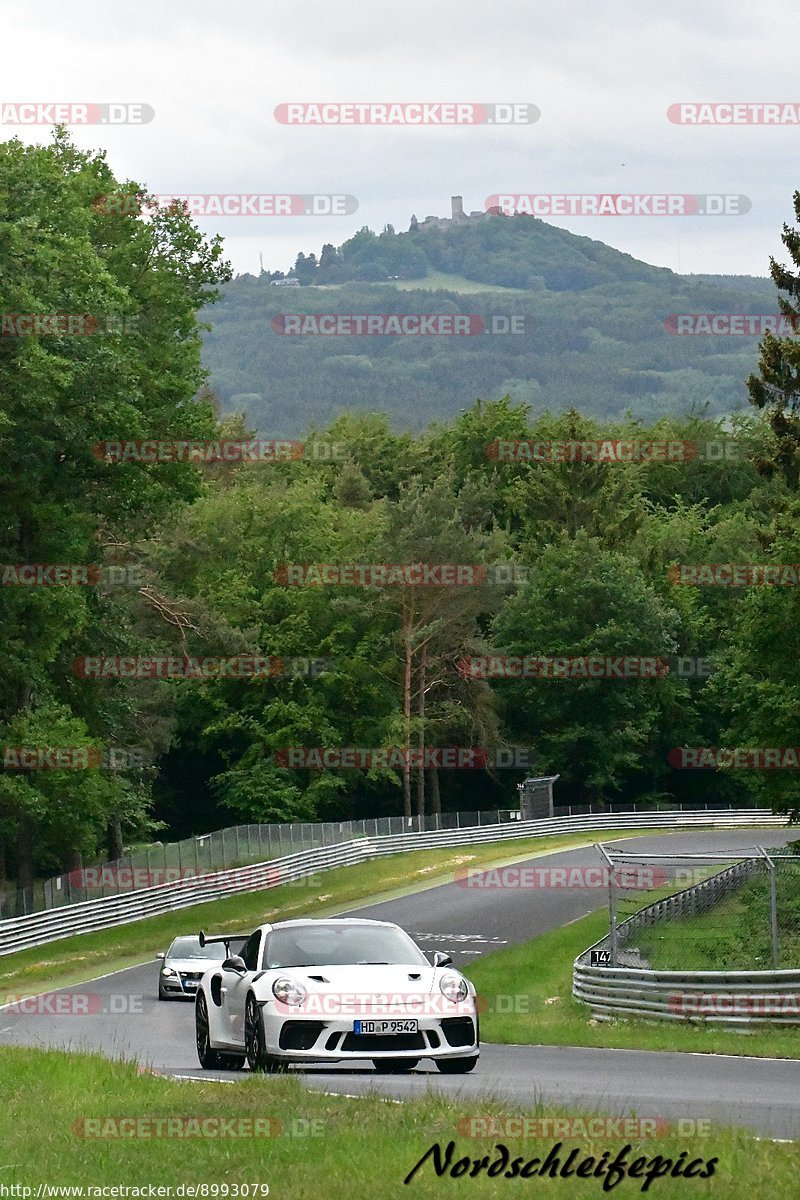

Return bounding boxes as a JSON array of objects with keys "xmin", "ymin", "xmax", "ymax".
[
  {"xmin": 0, "ymin": 829, "xmax": 666, "ymax": 1000},
  {"xmin": 0, "ymin": 1047, "xmax": 796, "ymax": 1197},
  {"xmin": 464, "ymin": 911, "xmax": 800, "ymax": 1059},
  {"xmin": 633, "ymin": 873, "xmax": 800, "ymax": 970}
]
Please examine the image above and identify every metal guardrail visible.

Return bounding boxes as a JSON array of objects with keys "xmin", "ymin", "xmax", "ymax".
[
  {"xmin": 573, "ymin": 961, "xmax": 800, "ymax": 1025},
  {"xmin": 0, "ymin": 808, "xmax": 788, "ymax": 957},
  {"xmin": 573, "ymin": 852, "xmax": 800, "ymax": 1025}
]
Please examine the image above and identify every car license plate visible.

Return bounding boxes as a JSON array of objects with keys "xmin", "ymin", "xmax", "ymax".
[
  {"xmin": 183, "ymin": 981, "xmax": 198, "ymax": 991},
  {"xmin": 353, "ymin": 1019, "xmax": 418, "ymax": 1035}
]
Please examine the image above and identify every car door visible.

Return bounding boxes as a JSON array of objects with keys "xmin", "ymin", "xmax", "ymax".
[{"xmin": 225, "ymin": 931, "xmax": 261, "ymax": 1045}]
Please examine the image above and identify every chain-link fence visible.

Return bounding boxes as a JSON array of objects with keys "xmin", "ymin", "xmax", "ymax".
[
  {"xmin": 596, "ymin": 844, "xmax": 800, "ymax": 970},
  {"xmin": 0, "ymin": 808, "xmax": 523, "ymax": 918}
]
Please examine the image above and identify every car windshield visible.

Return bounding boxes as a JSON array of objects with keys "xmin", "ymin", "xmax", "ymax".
[
  {"xmin": 167, "ymin": 937, "xmax": 227, "ymax": 961},
  {"xmin": 263, "ymin": 925, "xmax": 429, "ymax": 969}
]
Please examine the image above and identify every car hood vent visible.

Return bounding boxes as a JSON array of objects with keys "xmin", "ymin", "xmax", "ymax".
[
  {"xmin": 306, "ymin": 974, "xmax": 329, "ymax": 982},
  {"xmin": 407, "ymin": 973, "xmax": 422, "ymax": 980}
]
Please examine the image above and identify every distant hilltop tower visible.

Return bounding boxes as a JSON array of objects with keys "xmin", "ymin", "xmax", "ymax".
[{"xmin": 412, "ymin": 195, "xmax": 504, "ymax": 232}]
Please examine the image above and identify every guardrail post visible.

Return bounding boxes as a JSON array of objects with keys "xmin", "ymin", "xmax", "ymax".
[
  {"xmin": 758, "ymin": 846, "xmax": 779, "ymax": 968},
  {"xmin": 595, "ymin": 843, "xmax": 617, "ymax": 966}
]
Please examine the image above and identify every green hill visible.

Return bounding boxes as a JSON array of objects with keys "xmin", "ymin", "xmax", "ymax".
[{"xmin": 201, "ymin": 214, "xmax": 777, "ymax": 435}]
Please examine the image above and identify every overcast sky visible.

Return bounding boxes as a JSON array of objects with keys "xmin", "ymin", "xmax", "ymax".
[{"xmin": 3, "ymin": 0, "xmax": 799, "ymax": 279}]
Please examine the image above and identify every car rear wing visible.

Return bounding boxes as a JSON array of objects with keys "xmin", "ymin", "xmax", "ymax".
[{"xmin": 199, "ymin": 929, "xmax": 251, "ymax": 954}]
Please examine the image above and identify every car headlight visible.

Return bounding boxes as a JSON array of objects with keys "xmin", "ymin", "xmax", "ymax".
[
  {"xmin": 161, "ymin": 967, "xmax": 177, "ymax": 977},
  {"xmin": 439, "ymin": 973, "xmax": 468, "ymax": 1002},
  {"xmin": 272, "ymin": 977, "xmax": 307, "ymax": 1006}
]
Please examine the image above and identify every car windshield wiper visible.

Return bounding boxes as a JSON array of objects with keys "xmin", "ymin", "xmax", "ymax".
[{"xmin": 356, "ymin": 960, "xmax": 390, "ymax": 965}]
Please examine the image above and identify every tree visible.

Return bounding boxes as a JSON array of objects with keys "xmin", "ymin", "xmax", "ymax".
[
  {"xmin": 376, "ymin": 474, "xmax": 507, "ymax": 817},
  {"xmin": 0, "ymin": 131, "xmax": 230, "ymax": 886},
  {"xmin": 707, "ymin": 507, "xmax": 800, "ymax": 820},
  {"xmin": 748, "ymin": 190, "xmax": 800, "ymax": 487},
  {"xmin": 491, "ymin": 532, "xmax": 684, "ymax": 803}
]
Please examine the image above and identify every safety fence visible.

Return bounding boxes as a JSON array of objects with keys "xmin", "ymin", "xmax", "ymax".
[
  {"xmin": 574, "ymin": 843, "xmax": 800, "ymax": 1025},
  {"xmin": 4, "ymin": 810, "xmax": 525, "ymax": 918},
  {"xmin": 2, "ymin": 798, "xmax": 771, "ymax": 918},
  {"xmin": 0, "ymin": 808, "xmax": 787, "ymax": 957}
]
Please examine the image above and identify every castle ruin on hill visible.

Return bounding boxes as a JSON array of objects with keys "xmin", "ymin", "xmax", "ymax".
[{"xmin": 409, "ymin": 195, "xmax": 504, "ymax": 232}]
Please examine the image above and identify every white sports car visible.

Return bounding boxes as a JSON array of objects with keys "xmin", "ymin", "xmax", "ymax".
[{"xmin": 194, "ymin": 917, "xmax": 479, "ymax": 1074}]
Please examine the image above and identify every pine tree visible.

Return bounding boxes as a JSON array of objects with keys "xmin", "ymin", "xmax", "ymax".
[{"xmin": 748, "ymin": 190, "xmax": 800, "ymax": 487}]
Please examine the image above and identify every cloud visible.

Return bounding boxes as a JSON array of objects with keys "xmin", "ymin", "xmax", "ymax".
[{"xmin": 2, "ymin": 0, "xmax": 798, "ymax": 276}]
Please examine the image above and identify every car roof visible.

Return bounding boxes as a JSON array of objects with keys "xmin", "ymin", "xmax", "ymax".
[{"xmin": 265, "ymin": 918, "xmax": 397, "ymax": 932}]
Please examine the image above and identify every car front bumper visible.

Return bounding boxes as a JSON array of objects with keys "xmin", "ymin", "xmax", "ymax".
[
  {"xmin": 160, "ymin": 972, "xmax": 204, "ymax": 998},
  {"xmin": 260, "ymin": 1006, "xmax": 479, "ymax": 1062}
]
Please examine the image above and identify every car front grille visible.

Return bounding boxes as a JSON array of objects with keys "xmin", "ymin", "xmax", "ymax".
[{"xmin": 340, "ymin": 1032, "xmax": 426, "ymax": 1053}]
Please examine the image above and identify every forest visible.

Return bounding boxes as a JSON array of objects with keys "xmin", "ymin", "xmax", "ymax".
[
  {"xmin": 203, "ymin": 216, "xmax": 777, "ymax": 435},
  {"xmin": 2, "ymin": 133, "xmax": 800, "ymax": 894}
]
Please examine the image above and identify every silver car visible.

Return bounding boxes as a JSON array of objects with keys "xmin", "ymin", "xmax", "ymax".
[{"xmin": 156, "ymin": 935, "xmax": 245, "ymax": 1001}]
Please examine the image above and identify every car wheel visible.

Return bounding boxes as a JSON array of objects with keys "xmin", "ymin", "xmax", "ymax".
[
  {"xmin": 158, "ymin": 987, "xmax": 170, "ymax": 1001},
  {"xmin": 372, "ymin": 1059, "xmax": 419, "ymax": 1072},
  {"xmin": 195, "ymin": 992, "xmax": 225, "ymax": 1069},
  {"xmin": 245, "ymin": 994, "xmax": 286, "ymax": 1074},
  {"xmin": 435, "ymin": 1056, "xmax": 478, "ymax": 1074}
]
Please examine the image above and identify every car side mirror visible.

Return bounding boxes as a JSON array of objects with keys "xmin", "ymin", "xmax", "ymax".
[
  {"xmin": 223, "ymin": 955, "xmax": 248, "ymax": 974},
  {"xmin": 155, "ymin": 952, "xmax": 165, "ymax": 960},
  {"xmin": 433, "ymin": 951, "xmax": 453, "ymax": 968}
]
